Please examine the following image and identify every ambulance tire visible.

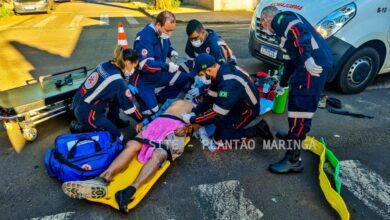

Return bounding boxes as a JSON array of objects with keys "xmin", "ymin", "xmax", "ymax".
[{"xmin": 337, "ymin": 47, "xmax": 380, "ymax": 94}]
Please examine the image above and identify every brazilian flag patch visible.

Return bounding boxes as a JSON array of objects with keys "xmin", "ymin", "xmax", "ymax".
[{"xmin": 219, "ymin": 91, "xmax": 228, "ymax": 98}]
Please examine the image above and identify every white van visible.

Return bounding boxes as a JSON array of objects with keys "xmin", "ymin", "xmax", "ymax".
[{"xmin": 248, "ymin": 0, "xmax": 390, "ymax": 93}]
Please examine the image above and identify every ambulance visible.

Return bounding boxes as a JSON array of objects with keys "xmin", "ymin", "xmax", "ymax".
[{"xmin": 248, "ymin": 0, "xmax": 390, "ymax": 93}]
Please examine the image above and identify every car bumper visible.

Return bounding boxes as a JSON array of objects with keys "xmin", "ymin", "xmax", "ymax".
[
  {"xmin": 13, "ymin": 3, "xmax": 48, "ymax": 13},
  {"xmin": 248, "ymin": 29, "xmax": 356, "ymax": 82}
]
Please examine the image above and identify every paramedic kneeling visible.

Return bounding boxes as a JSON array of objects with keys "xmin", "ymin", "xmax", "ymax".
[
  {"xmin": 182, "ymin": 53, "xmax": 260, "ymax": 148},
  {"xmin": 72, "ymin": 47, "xmax": 144, "ymax": 140},
  {"xmin": 260, "ymin": 6, "xmax": 333, "ymax": 174},
  {"xmin": 132, "ymin": 11, "xmax": 190, "ymax": 116}
]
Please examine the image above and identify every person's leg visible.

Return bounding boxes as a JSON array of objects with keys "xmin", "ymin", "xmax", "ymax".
[
  {"xmin": 62, "ymin": 139, "xmax": 143, "ymax": 199},
  {"xmin": 115, "ymin": 149, "xmax": 167, "ymax": 213},
  {"xmin": 268, "ymin": 95, "xmax": 318, "ymax": 174},
  {"xmin": 100, "ymin": 140, "xmax": 143, "ymax": 181},
  {"xmin": 94, "ymin": 115, "xmax": 123, "ymax": 141},
  {"xmin": 107, "ymin": 99, "xmax": 129, "ymax": 128},
  {"xmin": 137, "ymin": 85, "xmax": 160, "ymax": 116}
]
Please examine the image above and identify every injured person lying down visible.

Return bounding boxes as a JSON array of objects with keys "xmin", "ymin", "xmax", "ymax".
[{"xmin": 62, "ymin": 99, "xmax": 195, "ymax": 213}]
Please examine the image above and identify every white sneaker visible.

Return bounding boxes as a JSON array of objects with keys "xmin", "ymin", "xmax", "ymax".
[{"xmin": 62, "ymin": 177, "xmax": 107, "ymax": 199}]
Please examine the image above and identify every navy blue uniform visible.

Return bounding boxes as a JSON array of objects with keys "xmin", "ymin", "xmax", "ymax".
[
  {"xmin": 73, "ymin": 61, "xmax": 143, "ymax": 139},
  {"xmin": 181, "ymin": 29, "xmax": 237, "ymax": 76},
  {"xmin": 190, "ymin": 64, "xmax": 259, "ymax": 141},
  {"xmin": 133, "ymin": 23, "xmax": 190, "ymax": 115},
  {"xmin": 271, "ymin": 11, "xmax": 333, "ymax": 141}
]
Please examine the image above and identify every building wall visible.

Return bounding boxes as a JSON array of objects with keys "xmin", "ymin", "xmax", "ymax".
[{"xmin": 183, "ymin": 0, "xmax": 260, "ymax": 11}]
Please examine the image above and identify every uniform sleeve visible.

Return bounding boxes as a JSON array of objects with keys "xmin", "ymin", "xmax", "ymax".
[
  {"xmin": 191, "ymin": 85, "xmax": 218, "ymax": 115},
  {"xmin": 190, "ymin": 81, "xmax": 242, "ymax": 126},
  {"xmin": 280, "ymin": 60, "xmax": 295, "ymax": 87},
  {"xmin": 285, "ymin": 17, "xmax": 314, "ymax": 64},
  {"xmin": 117, "ymin": 81, "xmax": 143, "ymax": 122},
  {"xmin": 135, "ymin": 35, "xmax": 169, "ymax": 73},
  {"xmin": 209, "ymin": 39, "xmax": 226, "ymax": 64}
]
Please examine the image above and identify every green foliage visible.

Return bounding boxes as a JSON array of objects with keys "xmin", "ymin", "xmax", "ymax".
[
  {"xmin": 171, "ymin": 0, "xmax": 181, "ymax": 8},
  {"xmin": 0, "ymin": 5, "xmax": 14, "ymax": 19},
  {"xmin": 153, "ymin": 0, "xmax": 180, "ymax": 10}
]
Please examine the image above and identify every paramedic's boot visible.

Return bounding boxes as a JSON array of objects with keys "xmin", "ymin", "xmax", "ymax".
[
  {"xmin": 62, "ymin": 177, "xmax": 107, "ymax": 199},
  {"xmin": 69, "ymin": 120, "xmax": 85, "ymax": 134},
  {"xmin": 256, "ymin": 119, "xmax": 274, "ymax": 141},
  {"xmin": 115, "ymin": 186, "xmax": 136, "ymax": 213},
  {"xmin": 268, "ymin": 148, "xmax": 303, "ymax": 174}
]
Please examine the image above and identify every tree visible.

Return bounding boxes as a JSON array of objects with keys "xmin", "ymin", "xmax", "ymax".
[{"xmin": 154, "ymin": 0, "xmax": 172, "ymax": 10}]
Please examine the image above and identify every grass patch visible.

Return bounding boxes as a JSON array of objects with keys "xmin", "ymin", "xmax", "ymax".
[{"xmin": 0, "ymin": 5, "xmax": 14, "ymax": 19}]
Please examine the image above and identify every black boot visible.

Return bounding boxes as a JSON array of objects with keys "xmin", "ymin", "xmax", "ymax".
[
  {"xmin": 256, "ymin": 119, "xmax": 274, "ymax": 141},
  {"xmin": 268, "ymin": 149, "xmax": 303, "ymax": 174},
  {"xmin": 69, "ymin": 120, "xmax": 85, "ymax": 133}
]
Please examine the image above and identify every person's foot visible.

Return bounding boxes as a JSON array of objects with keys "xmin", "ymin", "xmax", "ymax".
[
  {"xmin": 62, "ymin": 177, "xmax": 107, "ymax": 199},
  {"xmin": 69, "ymin": 120, "xmax": 85, "ymax": 134},
  {"xmin": 115, "ymin": 186, "xmax": 136, "ymax": 213},
  {"xmin": 268, "ymin": 156, "xmax": 304, "ymax": 174},
  {"xmin": 114, "ymin": 118, "xmax": 130, "ymax": 128},
  {"xmin": 256, "ymin": 119, "xmax": 274, "ymax": 141}
]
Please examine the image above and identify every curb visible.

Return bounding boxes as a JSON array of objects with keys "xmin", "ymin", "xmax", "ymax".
[{"xmin": 138, "ymin": 7, "xmax": 251, "ymax": 25}]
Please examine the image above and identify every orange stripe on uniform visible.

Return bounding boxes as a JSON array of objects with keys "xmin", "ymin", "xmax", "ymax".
[
  {"xmin": 291, "ymin": 26, "xmax": 304, "ymax": 54},
  {"xmin": 196, "ymin": 112, "xmax": 217, "ymax": 123},
  {"xmin": 290, "ymin": 118, "xmax": 297, "ymax": 133}
]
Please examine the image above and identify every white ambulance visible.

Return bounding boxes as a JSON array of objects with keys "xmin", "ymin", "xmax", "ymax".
[{"xmin": 248, "ymin": 0, "xmax": 390, "ymax": 93}]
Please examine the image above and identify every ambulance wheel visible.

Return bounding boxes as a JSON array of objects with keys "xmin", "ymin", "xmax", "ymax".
[
  {"xmin": 23, "ymin": 127, "xmax": 38, "ymax": 141},
  {"xmin": 337, "ymin": 47, "xmax": 380, "ymax": 94}
]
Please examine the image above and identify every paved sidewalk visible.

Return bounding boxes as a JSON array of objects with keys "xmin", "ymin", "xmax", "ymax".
[{"xmin": 130, "ymin": 2, "xmax": 253, "ymax": 24}]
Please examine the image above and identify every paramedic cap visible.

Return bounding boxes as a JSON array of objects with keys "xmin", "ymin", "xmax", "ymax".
[{"xmin": 194, "ymin": 53, "xmax": 216, "ymax": 73}]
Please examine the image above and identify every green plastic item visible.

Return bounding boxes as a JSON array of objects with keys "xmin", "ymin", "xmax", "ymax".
[
  {"xmin": 320, "ymin": 137, "xmax": 342, "ymax": 194},
  {"xmin": 272, "ymin": 88, "xmax": 289, "ymax": 114}
]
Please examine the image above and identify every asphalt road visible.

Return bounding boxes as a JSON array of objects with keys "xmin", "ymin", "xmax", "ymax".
[{"xmin": 0, "ymin": 2, "xmax": 389, "ymax": 220}]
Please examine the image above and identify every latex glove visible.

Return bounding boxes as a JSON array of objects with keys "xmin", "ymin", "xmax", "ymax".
[
  {"xmin": 128, "ymin": 84, "xmax": 138, "ymax": 95},
  {"xmin": 275, "ymin": 85, "xmax": 285, "ymax": 96},
  {"xmin": 304, "ymin": 57, "xmax": 323, "ymax": 77},
  {"xmin": 168, "ymin": 62, "xmax": 179, "ymax": 73},
  {"xmin": 170, "ymin": 50, "xmax": 179, "ymax": 58},
  {"xmin": 188, "ymin": 87, "xmax": 200, "ymax": 97},
  {"xmin": 182, "ymin": 112, "xmax": 195, "ymax": 124}
]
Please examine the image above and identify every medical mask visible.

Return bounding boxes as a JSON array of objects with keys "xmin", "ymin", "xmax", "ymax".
[
  {"xmin": 160, "ymin": 32, "xmax": 171, "ymax": 39},
  {"xmin": 191, "ymin": 39, "xmax": 203, "ymax": 48},
  {"xmin": 199, "ymin": 75, "xmax": 211, "ymax": 85}
]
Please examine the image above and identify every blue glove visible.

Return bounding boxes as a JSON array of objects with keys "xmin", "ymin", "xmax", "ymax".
[
  {"xmin": 128, "ymin": 84, "xmax": 138, "ymax": 95},
  {"xmin": 188, "ymin": 87, "xmax": 200, "ymax": 97}
]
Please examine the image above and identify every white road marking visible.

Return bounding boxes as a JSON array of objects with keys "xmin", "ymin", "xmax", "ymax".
[
  {"xmin": 338, "ymin": 160, "xmax": 390, "ymax": 219},
  {"xmin": 125, "ymin": 15, "xmax": 139, "ymax": 25},
  {"xmin": 69, "ymin": 15, "xmax": 83, "ymax": 28},
  {"xmin": 191, "ymin": 180, "xmax": 264, "ymax": 219},
  {"xmin": 30, "ymin": 212, "xmax": 75, "ymax": 220},
  {"xmin": 33, "ymin": 16, "xmax": 57, "ymax": 28},
  {"xmin": 100, "ymin": 15, "xmax": 109, "ymax": 26}
]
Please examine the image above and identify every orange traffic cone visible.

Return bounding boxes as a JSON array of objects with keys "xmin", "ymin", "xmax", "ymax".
[{"xmin": 117, "ymin": 22, "xmax": 129, "ymax": 49}]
